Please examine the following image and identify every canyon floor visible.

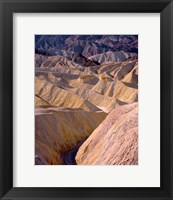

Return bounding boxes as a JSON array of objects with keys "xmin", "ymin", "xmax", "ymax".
[{"xmin": 35, "ymin": 35, "xmax": 138, "ymax": 165}]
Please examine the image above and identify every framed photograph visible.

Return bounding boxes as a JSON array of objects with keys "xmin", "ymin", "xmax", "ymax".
[{"xmin": 0, "ymin": 0, "xmax": 173, "ymax": 199}]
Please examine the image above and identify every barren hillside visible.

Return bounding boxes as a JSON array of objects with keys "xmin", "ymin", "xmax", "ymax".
[{"xmin": 35, "ymin": 35, "xmax": 138, "ymax": 165}]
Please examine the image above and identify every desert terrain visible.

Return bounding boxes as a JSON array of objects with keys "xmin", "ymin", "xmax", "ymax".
[{"xmin": 35, "ymin": 35, "xmax": 138, "ymax": 165}]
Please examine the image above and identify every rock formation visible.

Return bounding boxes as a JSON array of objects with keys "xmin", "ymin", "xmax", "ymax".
[
  {"xmin": 75, "ymin": 103, "xmax": 138, "ymax": 165},
  {"xmin": 72, "ymin": 53, "xmax": 100, "ymax": 67}
]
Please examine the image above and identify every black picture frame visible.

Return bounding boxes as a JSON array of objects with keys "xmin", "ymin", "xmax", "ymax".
[{"xmin": 0, "ymin": 0, "xmax": 173, "ymax": 199}]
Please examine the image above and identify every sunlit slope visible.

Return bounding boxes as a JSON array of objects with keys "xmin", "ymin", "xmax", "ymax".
[
  {"xmin": 76, "ymin": 103, "xmax": 138, "ymax": 165},
  {"xmin": 35, "ymin": 77, "xmax": 102, "ymax": 112}
]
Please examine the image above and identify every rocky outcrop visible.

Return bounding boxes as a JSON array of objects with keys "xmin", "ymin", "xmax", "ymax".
[
  {"xmin": 75, "ymin": 103, "xmax": 138, "ymax": 165},
  {"xmin": 35, "ymin": 107, "xmax": 107, "ymax": 165},
  {"xmin": 72, "ymin": 53, "xmax": 100, "ymax": 67}
]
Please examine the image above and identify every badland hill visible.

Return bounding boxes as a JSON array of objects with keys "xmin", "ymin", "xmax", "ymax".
[{"xmin": 35, "ymin": 35, "xmax": 138, "ymax": 165}]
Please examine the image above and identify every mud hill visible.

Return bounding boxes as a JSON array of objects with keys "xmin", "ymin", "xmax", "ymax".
[{"xmin": 35, "ymin": 58, "xmax": 138, "ymax": 112}]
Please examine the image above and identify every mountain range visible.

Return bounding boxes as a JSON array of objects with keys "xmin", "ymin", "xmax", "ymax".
[{"xmin": 35, "ymin": 35, "xmax": 138, "ymax": 61}]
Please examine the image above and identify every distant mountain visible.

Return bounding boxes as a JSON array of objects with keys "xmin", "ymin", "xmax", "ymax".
[{"xmin": 35, "ymin": 35, "xmax": 138, "ymax": 59}]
